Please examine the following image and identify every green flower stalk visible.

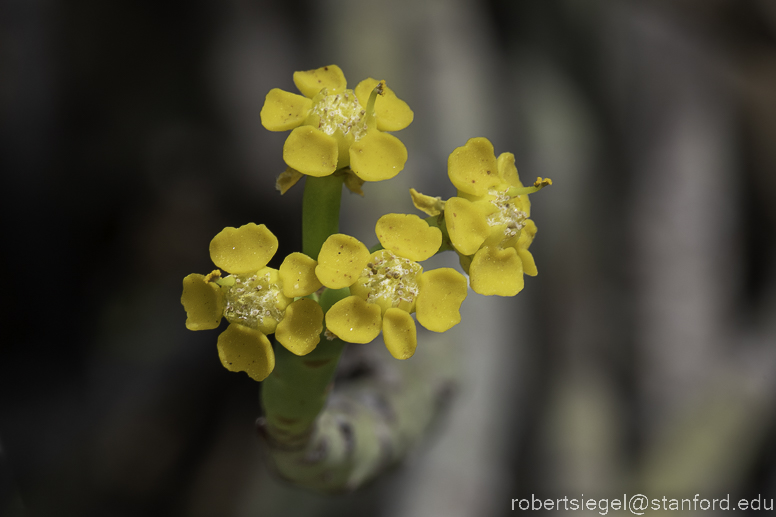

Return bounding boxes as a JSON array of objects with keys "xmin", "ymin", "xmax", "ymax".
[{"xmin": 180, "ymin": 65, "xmax": 551, "ymax": 492}]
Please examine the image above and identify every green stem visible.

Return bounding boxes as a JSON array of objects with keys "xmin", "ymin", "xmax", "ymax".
[
  {"xmin": 302, "ymin": 175, "xmax": 345, "ymax": 258},
  {"xmin": 262, "ymin": 173, "xmax": 349, "ymax": 446}
]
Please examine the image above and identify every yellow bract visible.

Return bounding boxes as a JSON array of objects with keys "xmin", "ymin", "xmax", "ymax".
[
  {"xmin": 275, "ymin": 299, "xmax": 324, "ymax": 356},
  {"xmin": 375, "ymin": 213, "xmax": 441, "ymax": 262},
  {"xmin": 415, "ymin": 268, "xmax": 468, "ymax": 332},
  {"xmin": 275, "ymin": 167, "xmax": 304, "ymax": 195},
  {"xmin": 279, "ymin": 252, "xmax": 322, "ymax": 298},
  {"xmin": 316, "ymin": 234, "xmax": 370, "ymax": 289},
  {"xmin": 181, "ymin": 273, "xmax": 224, "ymax": 330},
  {"xmin": 209, "ymin": 223, "xmax": 278, "ymax": 275},
  {"xmin": 217, "ymin": 324, "xmax": 275, "ymax": 382},
  {"xmin": 326, "ymin": 296, "xmax": 382, "ymax": 344},
  {"xmin": 409, "ymin": 188, "xmax": 445, "ymax": 217}
]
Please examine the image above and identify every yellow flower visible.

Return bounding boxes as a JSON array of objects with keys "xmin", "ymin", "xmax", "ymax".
[
  {"xmin": 440, "ymin": 137, "xmax": 548, "ymax": 297},
  {"xmin": 181, "ymin": 224, "xmax": 324, "ymax": 381},
  {"xmin": 318, "ymin": 214, "xmax": 468, "ymax": 360},
  {"xmin": 259, "ymin": 65, "xmax": 413, "ymax": 184}
]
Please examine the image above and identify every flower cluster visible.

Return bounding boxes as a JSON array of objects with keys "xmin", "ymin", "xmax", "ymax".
[
  {"xmin": 260, "ymin": 65, "xmax": 414, "ymax": 193},
  {"xmin": 182, "ymin": 223, "xmax": 323, "ymax": 381},
  {"xmin": 316, "ymin": 214, "xmax": 468, "ymax": 359},
  {"xmin": 411, "ymin": 137, "xmax": 551, "ymax": 297},
  {"xmin": 182, "ymin": 65, "xmax": 550, "ymax": 382}
]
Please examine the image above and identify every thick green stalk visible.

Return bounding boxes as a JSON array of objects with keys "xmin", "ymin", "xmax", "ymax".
[
  {"xmin": 261, "ymin": 174, "xmax": 348, "ymax": 445},
  {"xmin": 302, "ymin": 175, "xmax": 345, "ymax": 258},
  {"xmin": 259, "ymin": 173, "xmax": 458, "ymax": 492}
]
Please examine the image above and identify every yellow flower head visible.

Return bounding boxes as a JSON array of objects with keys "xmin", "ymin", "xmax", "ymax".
[
  {"xmin": 260, "ymin": 65, "xmax": 413, "ymax": 184},
  {"xmin": 318, "ymin": 214, "xmax": 468, "ymax": 360},
  {"xmin": 181, "ymin": 223, "xmax": 324, "ymax": 381},
  {"xmin": 441, "ymin": 137, "xmax": 547, "ymax": 297}
]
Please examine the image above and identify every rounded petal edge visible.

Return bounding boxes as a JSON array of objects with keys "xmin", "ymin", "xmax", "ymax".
[
  {"xmin": 444, "ymin": 196, "xmax": 489, "ymax": 256},
  {"xmin": 448, "ymin": 137, "xmax": 500, "ymax": 196},
  {"xmin": 375, "ymin": 213, "xmax": 441, "ymax": 262},
  {"xmin": 415, "ymin": 268, "xmax": 468, "ymax": 332},
  {"xmin": 209, "ymin": 223, "xmax": 278, "ymax": 274},
  {"xmin": 216, "ymin": 324, "xmax": 275, "ymax": 382},
  {"xmin": 469, "ymin": 246, "xmax": 524, "ymax": 296},
  {"xmin": 279, "ymin": 252, "xmax": 322, "ymax": 298},
  {"xmin": 325, "ymin": 296, "xmax": 382, "ymax": 344},
  {"xmin": 315, "ymin": 234, "xmax": 370, "ymax": 289},
  {"xmin": 260, "ymin": 88, "xmax": 312, "ymax": 131},
  {"xmin": 293, "ymin": 65, "xmax": 347, "ymax": 98},
  {"xmin": 275, "ymin": 298, "xmax": 323, "ymax": 356},
  {"xmin": 382, "ymin": 308, "xmax": 417, "ymax": 360},
  {"xmin": 283, "ymin": 126, "xmax": 339, "ymax": 177},
  {"xmin": 355, "ymin": 78, "xmax": 414, "ymax": 132},
  {"xmin": 349, "ymin": 131, "xmax": 407, "ymax": 182},
  {"xmin": 182, "ymin": 273, "xmax": 225, "ymax": 330}
]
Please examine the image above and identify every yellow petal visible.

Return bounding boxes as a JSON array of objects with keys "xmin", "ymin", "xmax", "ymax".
[
  {"xmin": 448, "ymin": 137, "xmax": 500, "ymax": 196},
  {"xmin": 293, "ymin": 64, "xmax": 347, "ymax": 98},
  {"xmin": 275, "ymin": 298, "xmax": 323, "ymax": 356},
  {"xmin": 469, "ymin": 246, "xmax": 524, "ymax": 296},
  {"xmin": 209, "ymin": 223, "xmax": 278, "ymax": 274},
  {"xmin": 415, "ymin": 268, "xmax": 468, "ymax": 332},
  {"xmin": 375, "ymin": 213, "xmax": 441, "ymax": 262},
  {"xmin": 279, "ymin": 252, "xmax": 322, "ymax": 297},
  {"xmin": 354, "ymin": 78, "xmax": 414, "ymax": 132},
  {"xmin": 444, "ymin": 196, "xmax": 489, "ymax": 256},
  {"xmin": 260, "ymin": 88, "xmax": 312, "ymax": 131},
  {"xmin": 518, "ymin": 248, "xmax": 538, "ymax": 276},
  {"xmin": 409, "ymin": 188, "xmax": 445, "ymax": 217},
  {"xmin": 275, "ymin": 167, "xmax": 304, "ymax": 195},
  {"xmin": 497, "ymin": 152, "xmax": 522, "ymax": 188},
  {"xmin": 216, "ymin": 323, "xmax": 275, "ymax": 381},
  {"xmin": 382, "ymin": 308, "xmax": 417, "ymax": 360},
  {"xmin": 181, "ymin": 273, "xmax": 225, "ymax": 330},
  {"xmin": 349, "ymin": 131, "xmax": 407, "ymax": 182},
  {"xmin": 325, "ymin": 296, "xmax": 382, "ymax": 344},
  {"xmin": 315, "ymin": 234, "xmax": 370, "ymax": 289},
  {"xmin": 520, "ymin": 218, "xmax": 538, "ymax": 244},
  {"xmin": 283, "ymin": 126, "xmax": 339, "ymax": 177}
]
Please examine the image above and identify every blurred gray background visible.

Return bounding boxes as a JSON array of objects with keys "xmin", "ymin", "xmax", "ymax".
[{"xmin": 2, "ymin": 0, "xmax": 776, "ymax": 515}]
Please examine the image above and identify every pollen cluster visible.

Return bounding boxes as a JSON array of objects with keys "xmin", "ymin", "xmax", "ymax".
[
  {"xmin": 224, "ymin": 271, "xmax": 288, "ymax": 331},
  {"xmin": 310, "ymin": 88, "xmax": 368, "ymax": 141},
  {"xmin": 355, "ymin": 250, "xmax": 422, "ymax": 313},
  {"xmin": 487, "ymin": 189, "xmax": 527, "ymax": 240}
]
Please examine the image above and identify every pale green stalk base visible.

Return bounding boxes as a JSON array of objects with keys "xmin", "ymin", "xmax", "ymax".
[{"xmin": 258, "ymin": 335, "xmax": 459, "ymax": 493}]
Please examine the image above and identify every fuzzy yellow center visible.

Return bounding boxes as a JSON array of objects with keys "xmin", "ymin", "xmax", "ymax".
[
  {"xmin": 357, "ymin": 250, "xmax": 422, "ymax": 313},
  {"xmin": 310, "ymin": 88, "xmax": 368, "ymax": 140},
  {"xmin": 223, "ymin": 272, "xmax": 285, "ymax": 330},
  {"xmin": 487, "ymin": 189, "xmax": 527, "ymax": 240}
]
